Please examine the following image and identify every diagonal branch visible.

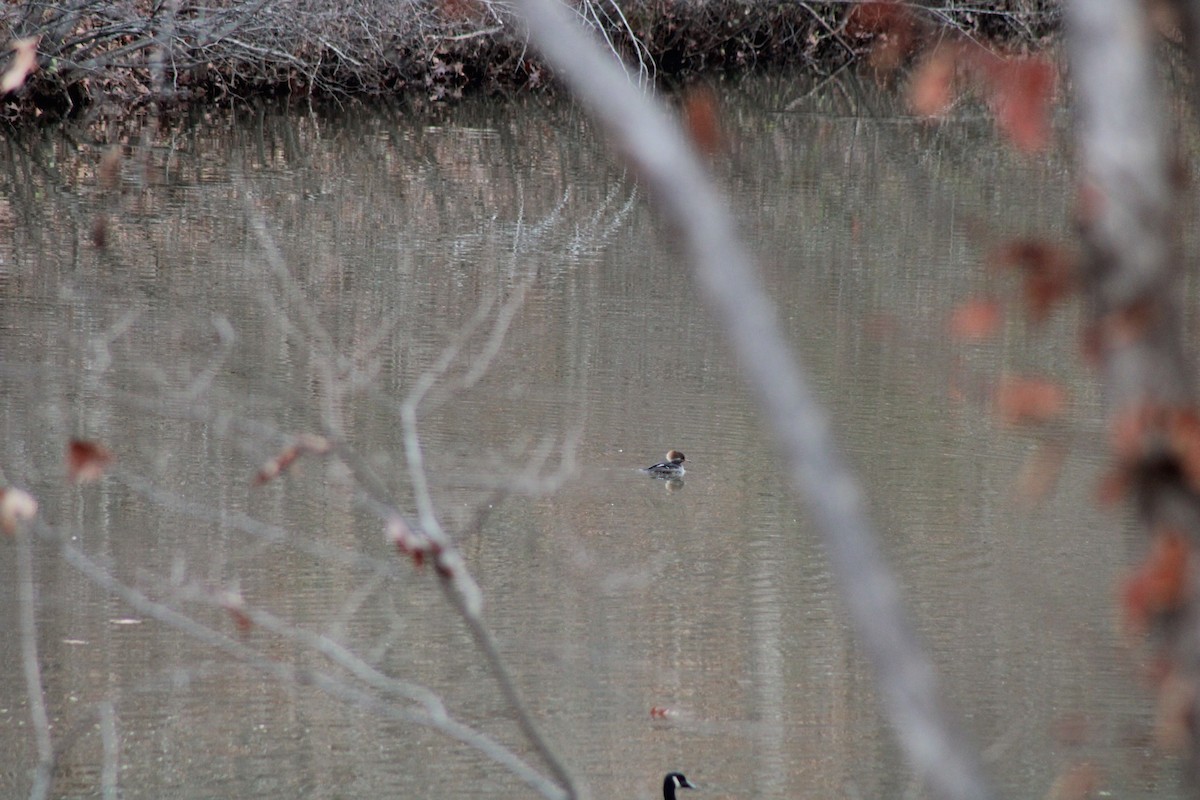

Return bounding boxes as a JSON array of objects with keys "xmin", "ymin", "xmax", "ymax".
[{"xmin": 511, "ymin": 2, "xmax": 995, "ymax": 799}]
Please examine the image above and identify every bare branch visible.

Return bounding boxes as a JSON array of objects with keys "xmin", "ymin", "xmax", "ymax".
[{"xmin": 16, "ymin": 527, "xmax": 53, "ymax": 800}]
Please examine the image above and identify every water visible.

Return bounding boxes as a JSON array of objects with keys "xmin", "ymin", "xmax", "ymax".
[{"xmin": 0, "ymin": 74, "xmax": 1178, "ymax": 798}]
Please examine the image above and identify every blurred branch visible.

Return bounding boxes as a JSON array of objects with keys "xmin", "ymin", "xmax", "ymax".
[
  {"xmin": 512, "ymin": 2, "xmax": 995, "ymax": 799},
  {"xmin": 239, "ymin": 185, "xmax": 580, "ymax": 799},
  {"xmin": 1066, "ymin": 0, "xmax": 1200, "ymax": 781}
]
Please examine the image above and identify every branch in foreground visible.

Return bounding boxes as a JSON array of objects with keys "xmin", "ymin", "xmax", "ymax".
[
  {"xmin": 1066, "ymin": 0, "xmax": 1200, "ymax": 782},
  {"xmin": 511, "ymin": 2, "xmax": 995, "ymax": 799}
]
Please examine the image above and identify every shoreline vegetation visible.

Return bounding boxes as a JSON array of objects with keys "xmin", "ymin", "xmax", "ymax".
[{"xmin": 0, "ymin": 1, "xmax": 1058, "ymax": 125}]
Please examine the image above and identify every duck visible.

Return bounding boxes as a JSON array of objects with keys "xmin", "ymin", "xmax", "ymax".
[
  {"xmin": 663, "ymin": 772, "xmax": 696, "ymax": 800},
  {"xmin": 643, "ymin": 450, "xmax": 686, "ymax": 478}
]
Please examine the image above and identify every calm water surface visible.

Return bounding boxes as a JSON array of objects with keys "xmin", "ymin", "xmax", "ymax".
[{"xmin": 0, "ymin": 74, "xmax": 1179, "ymax": 798}]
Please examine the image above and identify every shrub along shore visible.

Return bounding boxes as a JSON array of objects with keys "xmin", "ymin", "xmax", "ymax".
[{"xmin": 1, "ymin": 1, "xmax": 1058, "ymax": 124}]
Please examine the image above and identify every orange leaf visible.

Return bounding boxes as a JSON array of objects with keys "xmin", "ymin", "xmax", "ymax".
[
  {"xmin": 1, "ymin": 37, "xmax": 39, "ymax": 94},
  {"xmin": 948, "ymin": 296, "xmax": 1002, "ymax": 341},
  {"xmin": 993, "ymin": 375, "xmax": 1068, "ymax": 425},
  {"xmin": 67, "ymin": 439, "xmax": 114, "ymax": 483},
  {"xmin": 985, "ymin": 56, "xmax": 1057, "ymax": 152}
]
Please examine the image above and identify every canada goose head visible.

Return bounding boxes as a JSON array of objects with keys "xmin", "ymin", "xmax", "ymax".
[{"xmin": 663, "ymin": 772, "xmax": 696, "ymax": 800}]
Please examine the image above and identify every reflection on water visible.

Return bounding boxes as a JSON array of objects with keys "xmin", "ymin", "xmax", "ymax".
[{"xmin": 0, "ymin": 73, "xmax": 1180, "ymax": 799}]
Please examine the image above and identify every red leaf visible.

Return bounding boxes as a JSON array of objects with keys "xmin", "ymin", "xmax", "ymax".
[
  {"xmin": 845, "ymin": 1, "xmax": 917, "ymax": 75},
  {"xmin": 1121, "ymin": 529, "xmax": 1190, "ymax": 634},
  {"xmin": 990, "ymin": 240, "xmax": 1076, "ymax": 321},
  {"xmin": 67, "ymin": 440, "xmax": 114, "ymax": 483},
  {"xmin": 681, "ymin": 85, "xmax": 723, "ymax": 157},
  {"xmin": 948, "ymin": 296, "xmax": 1002, "ymax": 341},
  {"xmin": 910, "ymin": 47, "xmax": 958, "ymax": 117},
  {"xmin": 984, "ymin": 56, "xmax": 1058, "ymax": 152}
]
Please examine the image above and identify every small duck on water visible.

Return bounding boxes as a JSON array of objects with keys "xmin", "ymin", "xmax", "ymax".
[
  {"xmin": 662, "ymin": 772, "xmax": 696, "ymax": 800},
  {"xmin": 643, "ymin": 450, "xmax": 686, "ymax": 478}
]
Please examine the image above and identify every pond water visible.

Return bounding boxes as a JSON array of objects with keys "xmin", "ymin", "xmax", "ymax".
[{"xmin": 0, "ymin": 72, "xmax": 1182, "ymax": 799}]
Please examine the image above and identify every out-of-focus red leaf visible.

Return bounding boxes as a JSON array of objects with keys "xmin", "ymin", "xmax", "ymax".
[
  {"xmin": 845, "ymin": 1, "xmax": 916, "ymax": 75},
  {"xmin": 1121, "ymin": 529, "xmax": 1190, "ymax": 634},
  {"xmin": 990, "ymin": 240, "xmax": 1077, "ymax": 321},
  {"xmin": 649, "ymin": 705, "xmax": 676, "ymax": 719},
  {"xmin": 910, "ymin": 47, "xmax": 958, "ymax": 117},
  {"xmin": 1, "ymin": 37, "xmax": 39, "ymax": 94},
  {"xmin": 983, "ymin": 56, "xmax": 1057, "ymax": 152},
  {"xmin": 0, "ymin": 487, "xmax": 38, "ymax": 535},
  {"xmin": 681, "ymin": 85, "xmax": 723, "ymax": 157},
  {"xmin": 948, "ymin": 296, "xmax": 1002, "ymax": 341},
  {"xmin": 993, "ymin": 375, "xmax": 1068, "ymax": 425},
  {"xmin": 68, "ymin": 439, "xmax": 114, "ymax": 483}
]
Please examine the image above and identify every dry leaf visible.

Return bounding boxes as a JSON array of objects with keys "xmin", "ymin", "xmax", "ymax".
[
  {"xmin": 0, "ymin": 487, "xmax": 38, "ymax": 535},
  {"xmin": 1121, "ymin": 529, "xmax": 1190, "ymax": 634},
  {"xmin": 681, "ymin": 85, "xmax": 722, "ymax": 157},
  {"xmin": 948, "ymin": 296, "xmax": 1002, "ymax": 341},
  {"xmin": 67, "ymin": 439, "xmax": 114, "ymax": 483},
  {"xmin": 910, "ymin": 47, "xmax": 958, "ymax": 117},
  {"xmin": 985, "ymin": 56, "xmax": 1058, "ymax": 153}
]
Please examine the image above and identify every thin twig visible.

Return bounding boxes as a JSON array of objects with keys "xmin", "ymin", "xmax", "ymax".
[{"xmin": 17, "ymin": 528, "xmax": 54, "ymax": 800}]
